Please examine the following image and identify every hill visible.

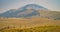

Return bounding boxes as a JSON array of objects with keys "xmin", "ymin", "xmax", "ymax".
[{"xmin": 0, "ymin": 4, "xmax": 60, "ymax": 20}]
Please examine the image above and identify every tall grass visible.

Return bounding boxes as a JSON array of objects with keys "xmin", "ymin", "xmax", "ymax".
[{"xmin": 0, "ymin": 26, "xmax": 60, "ymax": 32}]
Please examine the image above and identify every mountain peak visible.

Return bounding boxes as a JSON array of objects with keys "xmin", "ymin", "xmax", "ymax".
[
  {"xmin": 26, "ymin": 4, "xmax": 40, "ymax": 6},
  {"xmin": 21, "ymin": 4, "xmax": 47, "ymax": 10}
]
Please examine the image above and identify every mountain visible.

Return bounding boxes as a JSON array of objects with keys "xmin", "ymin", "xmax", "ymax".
[
  {"xmin": 0, "ymin": 4, "xmax": 47, "ymax": 18},
  {"xmin": 0, "ymin": 4, "xmax": 60, "ymax": 20}
]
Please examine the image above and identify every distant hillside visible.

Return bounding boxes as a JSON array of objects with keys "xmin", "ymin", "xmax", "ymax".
[
  {"xmin": 0, "ymin": 4, "xmax": 60, "ymax": 20},
  {"xmin": 39, "ymin": 10, "xmax": 60, "ymax": 20},
  {"xmin": 0, "ymin": 4, "xmax": 47, "ymax": 17}
]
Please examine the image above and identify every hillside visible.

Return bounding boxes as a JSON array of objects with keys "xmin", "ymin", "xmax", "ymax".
[
  {"xmin": 0, "ymin": 4, "xmax": 60, "ymax": 20},
  {"xmin": 39, "ymin": 10, "xmax": 60, "ymax": 20}
]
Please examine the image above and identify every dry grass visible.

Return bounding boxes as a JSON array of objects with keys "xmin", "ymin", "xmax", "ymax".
[
  {"xmin": 0, "ymin": 18, "xmax": 60, "ymax": 32},
  {"xmin": 0, "ymin": 26, "xmax": 60, "ymax": 32}
]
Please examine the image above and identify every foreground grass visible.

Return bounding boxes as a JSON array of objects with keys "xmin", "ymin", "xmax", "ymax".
[
  {"xmin": 0, "ymin": 26, "xmax": 60, "ymax": 32},
  {"xmin": 0, "ymin": 18, "xmax": 60, "ymax": 32}
]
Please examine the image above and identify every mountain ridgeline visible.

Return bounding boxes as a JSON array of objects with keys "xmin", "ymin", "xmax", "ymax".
[{"xmin": 0, "ymin": 4, "xmax": 60, "ymax": 20}]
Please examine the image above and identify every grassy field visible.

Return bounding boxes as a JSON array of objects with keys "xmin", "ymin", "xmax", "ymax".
[
  {"xmin": 0, "ymin": 26, "xmax": 60, "ymax": 32},
  {"xmin": 0, "ymin": 18, "xmax": 60, "ymax": 32}
]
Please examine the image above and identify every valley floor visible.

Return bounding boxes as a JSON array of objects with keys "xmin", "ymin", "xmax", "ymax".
[{"xmin": 0, "ymin": 18, "xmax": 60, "ymax": 32}]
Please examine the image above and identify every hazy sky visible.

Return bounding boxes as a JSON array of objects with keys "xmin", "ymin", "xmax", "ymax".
[{"xmin": 0, "ymin": 0, "xmax": 60, "ymax": 13}]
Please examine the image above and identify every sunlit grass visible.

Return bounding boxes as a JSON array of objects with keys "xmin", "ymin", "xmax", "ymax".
[
  {"xmin": 0, "ymin": 26, "xmax": 60, "ymax": 32},
  {"xmin": 0, "ymin": 18, "xmax": 60, "ymax": 32}
]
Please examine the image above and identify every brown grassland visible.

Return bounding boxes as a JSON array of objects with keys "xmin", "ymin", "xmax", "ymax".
[{"xmin": 0, "ymin": 18, "xmax": 60, "ymax": 32}]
